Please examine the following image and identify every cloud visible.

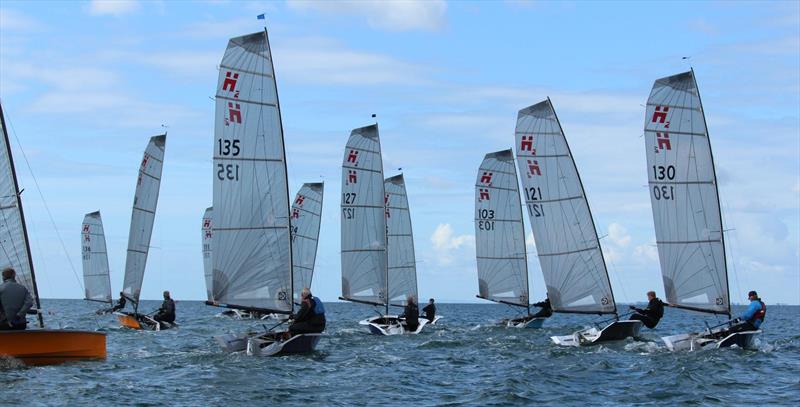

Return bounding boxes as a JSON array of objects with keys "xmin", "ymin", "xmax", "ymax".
[
  {"xmin": 607, "ymin": 222, "xmax": 631, "ymax": 247},
  {"xmin": 430, "ymin": 223, "xmax": 474, "ymax": 266},
  {"xmin": 0, "ymin": 8, "xmax": 45, "ymax": 31},
  {"xmin": 87, "ymin": 0, "xmax": 140, "ymax": 16},
  {"xmin": 288, "ymin": 0, "xmax": 447, "ymax": 32},
  {"xmin": 633, "ymin": 244, "xmax": 659, "ymax": 263}
]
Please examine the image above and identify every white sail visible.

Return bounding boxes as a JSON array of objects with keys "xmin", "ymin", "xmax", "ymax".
[
  {"xmin": 0, "ymin": 103, "xmax": 39, "ymax": 313},
  {"xmin": 291, "ymin": 183, "xmax": 324, "ymax": 301},
  {"xmin": 385, "ymin": 174, "xmax": 418, "ymax": 306},
  {"xmin": 341, "ymin": 124, "xmax": 387, "ymax": 305},
  {"xmin": 121, "ymin": 134, "xmax": 165, "ymax": 303},
  {"xmin": 474, "ymin": 149, "xmax": 529, "ymax": 307},
  {"xmin": 211, "ymin": 31, "xmax": 292, "ymax": 313},
  {"xmin": 644, "ymin": 70, "xmax": 729, "ymax": 315},
  {"xmin": 515, "ymin": 99, "xmax": 616, "ymax": 314},
  {"xmin": 82, "ymin": 211, "xmax": 112, "ymax": 303},
  {"xmin": 201, "ymin": 207, "xmax": 213, "ymax": 302}
]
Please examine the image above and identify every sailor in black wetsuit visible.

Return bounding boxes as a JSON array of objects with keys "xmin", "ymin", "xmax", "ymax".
[
  {"xmin": 399, "ymin": 295, "xmax": 419, "ymax": 332},
  {"xmin": 289, "ymin": 288, "xmax": 326, "ymax": 335},
  {"xmin": 110, "ymin": 292, "xmax": 126, "ymax": 312},
  {"xmin": 153, "ymin": 290, "xmax": 176, "ymax": 325},
  {"xmin": 421, "ymin": 298, "xmax": 436, "ymax": 323},
  {"xmin": 530, "ymin": 297, "xmax": 553, "ymax": 319},
  {"xmin": 629, "ymin": 291, "xmax": 664, "ymax": 329}
]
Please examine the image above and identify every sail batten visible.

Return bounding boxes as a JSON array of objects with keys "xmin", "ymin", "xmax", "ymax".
[
  {"xmin": 82, "ymin": 211, "xmax": 112, "ymax": 304},
  {"xmin": 515, "ymin": 99, "xmax": 616, "ymax": 315},
  {"xmin": 340, "ymin": 124, "xmax": 388, "ymax": 306},
  {"xmin": 385, "ymin": 174, "xmax": 418, "ymax": 306},
  {"xmin": 474, "ymin": 149, "xmax": 529, "ymax": 308},
  {"xmin": 291, "ymin": 183, "xmax": 323, "ymax": 301},
  {"xmin": 644, "ymin": 70, "xmax": 730, "ymax": 316},
  {"xmin": 121, "ymin": 134, "xmax": 166, "ymax": 304},
  {"xmin": 210, "ymin": 30, "xmax": 292, "ymax": 314}
]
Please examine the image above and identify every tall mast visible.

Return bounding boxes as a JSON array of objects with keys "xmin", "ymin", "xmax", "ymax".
[
  {"xmin": 263, "ymin": 26, "xmax": 294, "ymax": 314},
  {"xmin": 0, "ymin": 103, "xmax": 44, "ymax": 328},
  {"xmin": 548, "ymin": 97, "xmax": 618, "ymax": 318}
]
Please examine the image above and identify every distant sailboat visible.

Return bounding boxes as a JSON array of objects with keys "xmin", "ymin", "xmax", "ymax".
[
  {"xmin": 340, "ymin": 125, "xmax": 427, "ymax": 335},
  {"xmin": 512, "ymin": 99, "xmax": 642, "ymax": 346},
  {"xmin": 208, "ymin": 29, "xmax": 321, "ymax": 356},
  {"xmin": 291, "ymin": 182, "xmax": 324, "ymax": 302},
  {"xmin": 474, "ymin": 149, "xmax": 543, "ymax": 328},
  {"xmin": 116, "ymin": 134, "xmax": 168, "ymax": 331},
  {"xmin": 0, "ymin": 102, "xmax": 106, "ymax": 366},
  {"xmin": 643, "ymin": 70, "xmax": 759, "ymax": 351},
  {"xmin": 82, "ymin": 211, "xmax": 112, "ymax": 307}
]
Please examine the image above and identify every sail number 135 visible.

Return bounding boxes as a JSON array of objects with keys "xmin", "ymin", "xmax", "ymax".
[{"xmin": 217, "ymin": 138, "xmax": 241, "ymax": 181}]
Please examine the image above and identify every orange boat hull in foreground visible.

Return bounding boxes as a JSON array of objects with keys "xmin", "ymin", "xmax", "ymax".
[
  {"xmin": 0, "ymin": 330, "xmax": 106, "ymax": 366},
  {"xmin": 117, "ymin": 313, "xmax": 143, "ymax": 330}
]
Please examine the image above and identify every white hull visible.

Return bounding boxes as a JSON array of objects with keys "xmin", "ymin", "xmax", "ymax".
[
  {"xmin": 662, "ymin": 327, "xmax": 761, "ymax": 351},
  {"xmin": 216, "ymin": 309, "xmax": 275, "ymax": 320},
  {"xmin": 425, "ymin": 315, "xmax": 443, "ymax": 325},
  {"xmin": 359, "ymin": 315, "xmax": 429, "ymax": 335},
  {"xmin": 505, "ymin": 316, "xmax": 546, "ymax": 329},
  {"xmin": 552, "ymin": 320, "xmax": 642, "ymax": 347}
]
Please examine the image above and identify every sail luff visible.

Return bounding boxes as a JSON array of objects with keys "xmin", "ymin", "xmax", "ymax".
[
  {"xmin": 515, "ymin": 99, "xmax": 616, "ymax": 315},
  {"xmin": 121, "ymin": 134, "xmax": 166, "ymax": 305},
  {"xmin": 0, "ymin": 102, "xmax": 43, "ymax": 327},
  {"xmin": 644, "ymin": 70, "xmax": 730, "ymax": 315},
  {"xmin": 691, "ymin": 69, "xmax": 731, "ymax": 318}
]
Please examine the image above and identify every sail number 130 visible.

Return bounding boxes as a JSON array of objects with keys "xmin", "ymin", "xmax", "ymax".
[{"xmin": 652, "ymin": 165, "xmax": 676, "ymax": 200}]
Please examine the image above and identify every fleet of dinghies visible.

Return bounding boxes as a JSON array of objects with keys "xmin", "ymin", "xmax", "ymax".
[{"xmin": 0, "ymin": 16, "xmax": 768, "ymax": 365}]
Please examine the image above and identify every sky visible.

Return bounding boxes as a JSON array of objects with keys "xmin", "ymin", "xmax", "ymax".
[{"xmin": 0, "ymin": 0, "xmax": 798, "ymax": 305}]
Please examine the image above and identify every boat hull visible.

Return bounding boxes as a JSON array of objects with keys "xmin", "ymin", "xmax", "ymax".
[
  {"xmin": 505, "ymin": 316, "xmax": 546, "ymax": 329},
  {"xmin": 116, "ymin": 312, "xmax": 176, "ymax": 331},
  {"xmin": 552, "ymin": 320, "xmax": 642, "ymax": 346},
  {"xmin": 359, "ymin": 315, "xmax": 429, "ymax": 335},
  {"xmin": 662, "ymin": 328, "xmax": 761, "ymax": 351},
  {"xmin": 0, "ymin": 330, "xmax": 106, "ymax": 366},
  {"xmin": 216, "ymin": 309, "xmax": 272, "ymax": 320},
  {"xmin": 247, "ymin": 333, "xmax": 323, "ymax": 356}
]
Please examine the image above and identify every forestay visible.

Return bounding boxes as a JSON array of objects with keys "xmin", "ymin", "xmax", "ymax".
[
  {"xmin": 474, "ymin": 149, "xmax": 528, "ymax": 307},
  {"xmin": 201, "ymin": 207, "xmax": 213, "ymax": 302},
  {"xmin": 122, "ymin": 135, "xmax": 165, "ymax": 303},
  {"xmin": 385, "ymin": 174, "xmax": 417, "ymax": 306},
  {"xmin": 291, "ymin": 183, "xmax": 324, "ymax": 301},
  {"xmin": 82, "ymin": 211, "xmax": 112, "ymax": 303},
  {"xmin": 341, "ymin": 124, "xmax": 387, "ymax": 306},
  {"xmin": 644, "ymin": 70, "xmax": 729, "ymax": 315},
  {"xmin": 515, "ymin": 100, "xmax": 616, "ymax": 315},
  {"xmin": 0, "ymin": 103, "xmax": 40, "ymax": 315}
]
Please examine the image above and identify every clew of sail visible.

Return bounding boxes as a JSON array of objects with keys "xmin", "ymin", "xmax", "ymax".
[
  {"xmin": 474, "ymin": 149, "xmax": 529, "ymax": 307},
  {"xmin": 291, "ymin": 183, "xmax": 324, "ymax": 301},
  {"xmin": 201, "ymin": 207, "xmax": 213, "ymax": 302},
  {"xmin": 211, "ymin": 31, "xmax": 292, "ymax": 313},
  {"xmin": 644, "ymin": 70, "xmax": 729, "ymax": 315},
  {"xmin": 341, "ymin": 124, "xmax": 387, "ymax": 306},
  {"xmin": 385, "ymin": 174, "xmax": 418, "ymax": 307},
  {"xmin": 515, "ymin": 99, "xmax": 615, "ymax": 315},
  {"xmin": 82, "ymin": 211, "xmax": 112, "ymax": 303},
  {"xmin": 121, "ymin": 134, "xmax": 165, "ymax": 304}
]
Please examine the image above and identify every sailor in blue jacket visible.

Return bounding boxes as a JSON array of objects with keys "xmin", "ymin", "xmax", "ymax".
[{"xmin": 731, "ymin": 290, "xmax": 766, "ymax": 332}]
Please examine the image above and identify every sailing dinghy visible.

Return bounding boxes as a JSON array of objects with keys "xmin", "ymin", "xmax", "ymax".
[
  {"xmin": 81, "ymin": 211, "xmax": 113, "ymax": 313},
  {"xmin": 474, "ymin": 149, "xmax": 543, "ymax": 329},
  {"xmin": 116, "ymin": 134, "xmax": 170, "ymax": 331},
  {"xmin": 0, "ymin": 102, "xmax": 106, "ymax": 366},
  {"xmin": 341, "ymin": 125, "xmax": 428, "ymax": 335},
  {"xmin": 644, "ymin": 70, "xmax": 759, "ymax": 351},
  {"xmin": 511, "ymin": 99, "xmax": 642, "ymax": 345},
  {"xmin": 207, "ymin": 29, "xmax": 322, "ymax": 356}
]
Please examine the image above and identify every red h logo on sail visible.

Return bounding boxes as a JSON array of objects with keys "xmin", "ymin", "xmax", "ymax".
[
  {"xmin": 347, "ymin": 170, "xmax": 357, "ymax": 184},
  {"xmin": 384, "ymin": 194, "xmax": 390, "ymax": 218},
  {"xmin": 292, "ymin": 208, "xmax": 300, "ymax": 219},
  {"xmin": 527, "ymin": 159, "xmax": 541, "ymax": 177},
  {"xmin": 83, "ymin": 224, "xmax": 90, "ymax": 242},
  {"xmin": 347, "ymin": 150, "xmax": 359, "ymax": 165},
  {"xmin": 652, "ymin": 105, "xmax": 669, "ymax": 124},
  {"xmin": 227, "ymin": 102, "xmax": 242, "ymax": 125},
  {"xmin": 222, "ymin": 71, "xmax": 239, "ymax": 92},
  {"xmin": 202, "ymin": 219, "xmax": 211, "ymax": 229},
  {"xmin": 141, "ymin": 154, "xmax": 149, "ymax": 170},
  {"xmin": 295, "ymin": 195, "xmax": 305, "ymax": 206},
  {"xmin": 520, "ymin": 135, "xmax": 534, "ymax": 152},
  {"xmin": 479, "ymin": 188, "xmax": 490, "ymax": 201},
  {"xmin": 656, "ymin": 132, "xmax": 671, "ymax": 151},
  {"xmin": 480, "ymin": 172, "xmax": 493, "ymax": 185}
]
